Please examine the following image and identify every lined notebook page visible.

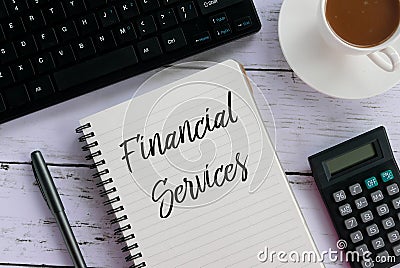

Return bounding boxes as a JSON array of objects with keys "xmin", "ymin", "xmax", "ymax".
[{"xmin": 81, "ymin": 60, "xmax": 323, "ymax": 267}]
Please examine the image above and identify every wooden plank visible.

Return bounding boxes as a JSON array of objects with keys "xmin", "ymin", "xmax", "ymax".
[
  {"xmin": 0, "ymin": 163, "xmax": 345, "ymax": 267},
  {"xmin": 0, "ymin": 164, "xmax": 127, "ymax": 268}
]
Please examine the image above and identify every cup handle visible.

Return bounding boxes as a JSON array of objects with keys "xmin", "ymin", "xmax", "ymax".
[{"xmin": 367, "ymin": 47, "xmax": 400, "ymax": 72}]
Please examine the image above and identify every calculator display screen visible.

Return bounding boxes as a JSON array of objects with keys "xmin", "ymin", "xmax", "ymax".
[{"xmin": 325, "ymin": 143, "xmax": 377, "ymax": 175}]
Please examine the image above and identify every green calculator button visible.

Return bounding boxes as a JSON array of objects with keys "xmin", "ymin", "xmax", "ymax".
[
  {"xmin": 381, "ymin": 170, "xmax": 394, "ymax": 182},
  {"xmin": 365, "ymin": 177, "xmax": 378, "ymax": 189}
]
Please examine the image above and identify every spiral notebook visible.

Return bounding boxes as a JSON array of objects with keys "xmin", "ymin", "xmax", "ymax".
[{"xmin": 76, "ymin": 60, "xmax": 323, "ymax": 267}]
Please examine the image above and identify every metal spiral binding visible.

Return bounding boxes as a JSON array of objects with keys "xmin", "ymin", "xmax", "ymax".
[{"xmin": 76, "ymin": 123, "xmax": 147, "ymax": 268}]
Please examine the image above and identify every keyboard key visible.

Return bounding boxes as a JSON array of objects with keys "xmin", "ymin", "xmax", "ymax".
[
  {"xmin": 214, "ymin": 23, "xmax": 232, "ymax": 39},
  {"xmin": 0, "ymin": 1, "xmax": 8, "ymax": 20},
  {"xmin": 3, "ymin": 84, "xmax": 30, "ymax": 109},
  {"xmin": 381, "ymin": 169, "xmax": 394, "ymax": 182},
  {"xmin": 37, "ymin": 28, "xmax": 58, "ymax": 50},
  {"xmin": 163, "ymin": 0, "xmax": 178, "ymax": 5},
  {"xmin": 387, "ymin": 183, "xmax": 399, "ymax": 196},
  {"xmin": 53, "ymin": 45, "xmax": 76, "ymax": 67},
  {"xmin": 371, "ymin": 190, "xmax": 384, "ymax": 202},
  {"xmin": 32, "ymin": 52, "xmax": 55, "ymax": 74},
  {"xmin": 138, "ymin": 0, "xmax": 159, "ymax": 13},
  {"xmin": 137, "ymin": 37, "xmax": 162, "ymax": 60},
  {"xmin": 350, "ymin": 230, "xmax": 363, "ymax": 244},
  {"xmin": 27, "ymin": 75, "xmax": 54, "ymax": 100},
  {"xmin": 349, "ymin": 183, "xmax": 362, "ymax": 196},
  {"xmin": 11, "ymin": 60, "xmax": 34, "ymax": 82},
  {"xmin": 85, "ymin": 0, "xmax": 107, "ymax": 9},
  {"xmin": 43, "ymin": 2, "xmax": 66, "ymax": 24},
  {"xmin": 23, "ymin": 9, "xmax": 46, "ymax": 31},
  {"xmin": 338, "ymin": 203, "xmax": 352, "ymax": 216},
  {"xmin": 0, "ymin": 43, "xmax": 18, "ymax": 64},
  {"xmin": 193, "ymin": 31, "xmax": 211, "ymax": 45},
  {"xmin": 54, "ymin": 46, "xmax": 138, "ymax": 90},
  {"xmin": 161, "ymin": 27, "xmax": 186, "ymax": 52},
  {"xmin": 355, "ymin": 197, "xmax": 368, "ymax": 210},
  {"xmin": 0, "ymin": 25, "xmax": 5, "ymax": 43},
  {"xmin": 27, "ymin": 0, "xmax": 49, "ymax": 8},
  {"xmin": 376, "ymin": 204, "xmax": 389, "ymax": 216},
  {"xmin": 4, "ymin": 0, "xmax": 28, "ymax": 14},
  {"xmin": 366, "ymin": 224, "xmax": 379, "ymax": 236},
  {"xmin": 113, "ymin": 23, "xmax": 136, "ymax": 45},
  {"xmin": 15, "ymin": 36, "xmax": 38, "ymax": 57},
  {"xmin": 393, "ymin": 197, "xmax": 400, "ymax": 209},
  {"xmin": 77, "ymin": 13, "xmax": 99, "ymax": 36},
  {"xmin": 382, "ymin": 217, "xmax": 395, "ymax": 230},
  {"xmin": 117, "ymin": 1, "xmax": 140, "ymax": 20},
  {"xmin": 210, "ymin": 12, "xmax": 228, "ymax": 25},
  {"xmin": 388, "ymin": 230, "xmax": 400, "ymax": 243},
  {"xmin": 55, "ymin": 21, "xmax": 78, "ymax": 43},
  {"xmin": 177, "ymin": 2, "xmax": 198, "ymax": 22},
  {"xmin": 196, "ymin": 0, "xmax": 243, "ymax": 15},
  {"xmin": 0, "ymin": 95, "xmax": 6, "ymax": 113},
  {"xmin": 344, "ymin": 217, "xmax": 358, "ymax": 230},
  {"xmin": 62, "ymin": 0, "xmax": 86, "ymax": 16},
  {"xmin": 73, "ymin": 37, "xmax": 96, "ymax": 60},
  {"xmin": 0, "ymin": 66, "xmax": 14, "ymax": 88},
  {"xmin": 361, "ymin": 210, "xmax": 374, "ymax": 223},
  {"xmin": 137, "ymin": 15, "xmax": 157, "ymax": 36},
  {"xmin": 157, "ymin": 8, "xmax": 177, "ymax": 29},
  {"xmin": 372, "ymin": 237, "xmax": 385, "ymax": 250},
  {"xmin": 235, "ymin": 16, "xmax": 252, "ymax": 31},
  {"xmin": 99, "ymin": 6, "xmax": 120, "ymax": 28},
  {"xmin": 4, "ymin": 17, "xmax": 26, "ymax": 39},
  {"xmin": 94, "ymin": 30, "xmax": 116, "ymax": 52}
]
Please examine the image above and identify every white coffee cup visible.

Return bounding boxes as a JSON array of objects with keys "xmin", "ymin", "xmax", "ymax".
[{"xmin": 318, "ymin": 0, "xmax": 400, "ymax": 72}]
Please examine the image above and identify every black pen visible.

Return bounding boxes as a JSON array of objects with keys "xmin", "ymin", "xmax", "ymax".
[{"xmin": 31, "ymin": 151, "xmax": 87, "ymax": 268}]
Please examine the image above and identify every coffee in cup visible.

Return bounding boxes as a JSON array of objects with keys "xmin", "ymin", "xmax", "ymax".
[
  {"xmin": 326, "ymin": 0, "xmax": 399, "ymax": 48},
  {"xmin": 318, "ymin": 0, "xmax": 400, "ymax": 72}
]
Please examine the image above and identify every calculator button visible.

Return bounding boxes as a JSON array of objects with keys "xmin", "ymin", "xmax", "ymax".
[
  {"xmin": 376, "ymin": 204, "xmax": 389, "ymax": 216},
  {"xmin": 333, "ymin": 190, "xmax": 347, "ymax": 203},
  {"xmin": 376, "ymin": 251, "xmax": 389, "ymax": 263},
  {"xmin": 349, "ymin": 183, "xmax": 363, "ymax": 196},
  {"xmin": 339, "ymin": 203, "xmax": 352, "ymax": 216},
  {"xmin": 371, "ymin": 190, "xmax": 384, "ymax": 203},
  {"xmin": 361, "ymin": 210, "xmax": 374, "ymax": 223},
  {"xmin": 387, "ymin": 183, "xmax": 399, "ymax": 196},
  {"xmin": 381, "ymin": 170, "xmax": 394, "ymax": 182},
  {"xmin": 393, "ymin": 244, "xmax": 400, "ymax": 256},
  {"xmin": 393, "ymin": 197, "xmax": 400, "ymax": 209},
  {"xmin": 350, "ymin": 230, "xmax": 363, "ymax": 244},
  {"xmin": 365, "ymin": 176, "xmax": 379, "ymax": 189},
  {"xmin": 382, "ymin": 217, "xmax": 395, "ymax": 230},
  {"xmin": 361, "ymin": 260, "xmax": 374, "ymax": 268},
  {"xmin": 366, "ymin": 224, "xmax": 380, "ymax": 236},
  {"xmin": 355, "ymin": 197, "xmax": 368, "ymax": 210},
  {"xmin": 388, "ymin": 230, "xmax": 400, "ymax": 243},
  {"xmin": 344, "ymin": 217, "xmax": 358, "ymax": 230},
  {"xmin": 356, "ymin": 244, "xmax": 370, "ymax": 258},
  {"xmin": 372, "ymin": 237, "xmax": 385, "ymax": 250}
]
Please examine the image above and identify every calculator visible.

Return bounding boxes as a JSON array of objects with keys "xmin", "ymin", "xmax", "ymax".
[{"xmin": 309, "ymin": 127, "xmax": 400, "ymax": 268}]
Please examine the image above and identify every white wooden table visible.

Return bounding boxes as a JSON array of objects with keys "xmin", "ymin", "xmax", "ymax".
[{"xmin": 1, "ymin": 0, "xmax": 400, "ymax": 267}]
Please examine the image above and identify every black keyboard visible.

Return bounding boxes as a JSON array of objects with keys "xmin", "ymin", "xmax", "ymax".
[{"xmin": 0, "ymin": 0, "xmax": 261, "ymax": 124}]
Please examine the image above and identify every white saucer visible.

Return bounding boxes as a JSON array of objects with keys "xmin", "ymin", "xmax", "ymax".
[{"xmin": 278, "ymin": 0, "xmax": 400, "ymax": 99}]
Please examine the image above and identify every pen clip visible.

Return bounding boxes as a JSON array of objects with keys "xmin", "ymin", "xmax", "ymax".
[{"xmin": 32, "ymin": 162, "xmax": 51, "ymax": 211}]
